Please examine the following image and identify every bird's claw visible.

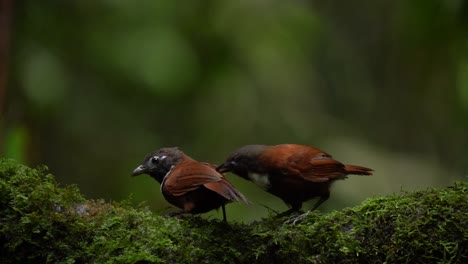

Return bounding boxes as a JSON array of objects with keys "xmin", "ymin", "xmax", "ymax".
[{"xmin": 284, "ymin": 212, "xmax": 309, "ymax": 224}]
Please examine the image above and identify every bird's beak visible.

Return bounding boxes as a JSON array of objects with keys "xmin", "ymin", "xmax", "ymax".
[
  {"xmin": 131, "ymin": 165, "xmax": 147, "ymax": 176},
  {"xmin": 216, "ymin": 163, "xmax": 229, "ymax": 173}
]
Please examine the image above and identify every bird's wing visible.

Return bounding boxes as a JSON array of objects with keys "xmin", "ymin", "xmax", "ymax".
[
  {"xmin": 292, "ymin": 155, "xmax": 347, "ymax": 182},
  {"xmin": 163, "ymin": 160, "xmax": 222, "ymax": 196},
  {"xmin": 264, "ymin": 144, "xmax": 347, "ymax": 183},
  {"xmin": 164, "ymin": 161, "xmax": 249, "ymax": 204}
]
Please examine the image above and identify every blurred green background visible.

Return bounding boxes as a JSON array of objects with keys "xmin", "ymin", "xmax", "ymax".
[{"xmin": 1, "ymin": 1, "xmax": 467, "ymax": 222}]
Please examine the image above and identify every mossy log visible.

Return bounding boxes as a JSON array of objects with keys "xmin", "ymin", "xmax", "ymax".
[{"xmin": 0, "ymin": 159, "xmax": 467, "ymax": 263}]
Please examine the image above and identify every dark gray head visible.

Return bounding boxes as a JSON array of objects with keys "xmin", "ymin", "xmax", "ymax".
[
  {"xmin": 131, "ymin": 147, "xmax": 186, "ymax": 183},
  {"xmin": 216, "ymin": 145, "xmax": 267, "ymax": 177}
]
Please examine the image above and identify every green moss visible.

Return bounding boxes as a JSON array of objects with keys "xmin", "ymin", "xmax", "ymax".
[
  {"xmin": 251, "ymin": 182, "xmax": 467, "ymax": 263},
  {"xmin": 1, "ymin": 158, "xmax": 467, "ymax": 263}
]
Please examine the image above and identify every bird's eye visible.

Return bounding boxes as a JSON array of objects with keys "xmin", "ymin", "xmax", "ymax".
[
  {"xmin": 150, "ymin": 155, "xmax": 167, "ymax": 164},
  {"xmin": 229, "ymin": 161, "xmax": 237, "ymax": 166},
  {"xmin": 150, "ymin": 156, "xmax": 159, "ymax": 163}
]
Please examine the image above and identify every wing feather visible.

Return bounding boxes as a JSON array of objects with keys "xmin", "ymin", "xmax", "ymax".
[
  {"xmin": 164, "ymin": 161, "xmax": 249, "ymax": 204},
  {"xmin": 163, "ymin": 160, "xmax": 222, "ymax": 196},
  {"xmin": 261, "ymin": 144, "xmax": 347, "ymax": 183}
]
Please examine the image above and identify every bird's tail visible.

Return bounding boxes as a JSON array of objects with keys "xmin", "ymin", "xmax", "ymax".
[
  {"xmin": 223, "ymin": 180, "xmax": 251, "ymax": 205},
  {"xmin": 344, "ymin": 165, "xmax": 373, "ymax": 175},
  {"xmin": 204, "ymin": 179, "xmax": 251, "ymax": 205},
  {"xmin": 230, "ymin": 186, "xmax": 251, "ymax": 205}
]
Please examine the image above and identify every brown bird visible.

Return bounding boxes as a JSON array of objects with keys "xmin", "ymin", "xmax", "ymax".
[
  {"xmin": 132, "ymin": 147, "xmax": 249, "ymax": 222},
  {"xmin": 216, "ymin": 144, "xmax": 373, "ymax": 222}
]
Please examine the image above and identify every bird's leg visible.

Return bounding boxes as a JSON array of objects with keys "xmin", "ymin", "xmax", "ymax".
[
  {"xmin": 276, "ymin": 208, "xmax": 303, "ymax": 217},
  {"xmin": 222, "ymin": 205, "xmax": 227, "ymax": 222},
  {"xmin": 285, "ymin": 194, "xmax": 329, "ymax": 224},
  {"xmin": 259, "ymin": 203, "xmax": 281, "ymax": 215},
  {"xmin": 165, "ymin": 202, "xmax": 194, "ymax": 219},
  {"xmin": 307, "ymin": 193, "xmax": 329, "ymax": 212},
  {"xmin": 275, "ymin": 201, "xmax": 304, "ymax": 218}
]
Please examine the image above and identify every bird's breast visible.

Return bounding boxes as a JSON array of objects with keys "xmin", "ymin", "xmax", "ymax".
[{"xmin": 247, "ymin": 172, "xmax": 271, "ymax": 190}]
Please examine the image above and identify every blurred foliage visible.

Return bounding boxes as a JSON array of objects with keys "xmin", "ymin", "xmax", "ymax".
[{"xmin": 1, "ymin": 0, "xmax": 468, "ymax": 222}]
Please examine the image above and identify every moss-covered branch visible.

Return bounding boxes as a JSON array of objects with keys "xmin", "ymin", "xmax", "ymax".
[{"xmin": 1, "ymin": 159, "xmax": 467, "ymax": 263}]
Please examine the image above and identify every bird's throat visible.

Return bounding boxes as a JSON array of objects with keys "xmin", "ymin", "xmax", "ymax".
[{"xmin": 247, "ymin": 172, "xmax": 271, "ymax": 190}]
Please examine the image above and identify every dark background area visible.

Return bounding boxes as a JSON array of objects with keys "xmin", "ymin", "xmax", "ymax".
[{"xmin": 1, "ymin": 0, "xmax": 467, "ymax": 222}]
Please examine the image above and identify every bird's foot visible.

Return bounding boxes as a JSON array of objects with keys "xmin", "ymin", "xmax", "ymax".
[
  {"xmin": 276, "ymin": 208, "xmax": 303, "ymax": 218},
  {"xmin": 284, "ymin": 211, "xmax": 309, "ymax": 225}
]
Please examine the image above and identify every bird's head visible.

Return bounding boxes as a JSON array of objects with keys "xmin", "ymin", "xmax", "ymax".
[
  {"xmin": 216, "ymin": 145, "xmax": 266, "ymax": 177},
  {"xmin": 131, "ymin": 147, "xmax": 185, "ymax": 183}
]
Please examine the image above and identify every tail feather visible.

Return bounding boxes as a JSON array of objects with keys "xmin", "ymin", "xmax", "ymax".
[
  {"xmin": 224, "ymin": 180, "xmax": 250, "ymax": 205},
  {"xmin": 229, "ymin": 186, "xmax": 251, "ymax": 205},
  {"xmin": 344, "ymin": 165, "xmax": 373, "ymax": 175},
  {"xmin": 204, "ymin": 180, "xmax": 251, "ymax": 205}
]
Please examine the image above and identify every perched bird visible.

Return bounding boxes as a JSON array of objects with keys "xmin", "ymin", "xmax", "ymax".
[
  {"xmin": 132, "ymin": 147, "xmax": 249, "ymax": 222},
  {"xmin": 216, "ymin": 144, "xmax": 373, "ymax": 222}
]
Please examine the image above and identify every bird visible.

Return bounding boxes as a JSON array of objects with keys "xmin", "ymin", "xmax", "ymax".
[
  {"xmin": 132, "ymin": 147, "xmax": 249, "ymax": 222},
  {"xmin": 216, "ymin": 144, "xmax": 373, "ymax": 223}
]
